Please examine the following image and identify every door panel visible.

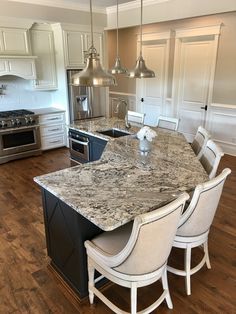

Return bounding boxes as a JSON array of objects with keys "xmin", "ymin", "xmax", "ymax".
[
  {"xmin": 180, "ymin": 41, "xmax": 212, "ymax": 103},
  {"xmin": 173, "ymin": 36, "xmax": 218, "ymax": 141},
  {"xmin": 178, "ymin": 103, "xmax": 206, "ymax": 142},
  {"xmin": 137, "ymin": 43, "xmax": 169, "ymax": 126}
]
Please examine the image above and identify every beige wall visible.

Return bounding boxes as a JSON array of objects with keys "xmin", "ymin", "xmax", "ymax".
[
  {"xmin": 0, "ymin": 0, "xmax": 106, "ymax": 26},
  {"xmin": 107, "ymin": 11, "xmax": 236, "ymax": 106},
  {"xmin": 107, "ymin": 0, "xmax": 236, "ymax": 29}
]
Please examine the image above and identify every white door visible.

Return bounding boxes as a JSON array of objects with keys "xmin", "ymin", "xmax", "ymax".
[
  {"xmin": 172, "ymin": 26, "xmax": 220, "ymax": 141},
  {"xmin": 136, "ymin": 33, "xmax": 171, "ymax": 126}
]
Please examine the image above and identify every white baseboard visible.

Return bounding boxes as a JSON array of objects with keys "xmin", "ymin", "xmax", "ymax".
[{"xmin": 213, "ymin": 139, "xmax": 236, "ymax": 156}]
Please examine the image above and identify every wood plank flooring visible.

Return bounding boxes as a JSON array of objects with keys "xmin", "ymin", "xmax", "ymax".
[{"xmin": 0, "ymin": 148, "xmax": 235, "ymax": 313}]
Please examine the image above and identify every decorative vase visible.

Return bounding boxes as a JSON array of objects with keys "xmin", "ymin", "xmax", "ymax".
[{"xmin": 139, "ymin": 138, "xmax": 151, "ymax": 153}]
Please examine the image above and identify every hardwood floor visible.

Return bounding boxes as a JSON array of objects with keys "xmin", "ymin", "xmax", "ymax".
[{"xmin": 0, "ymin": 148, "xmax": 235, "ymax": 313}]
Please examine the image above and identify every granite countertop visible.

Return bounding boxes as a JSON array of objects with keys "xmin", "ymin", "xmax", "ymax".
[
  {"xmin": 69, "ymin": 117, "xmax": 137, "ymax": 140},
  {"xmin": 34, "ymin": 117, "xmax": 208, "ymax": 231}
]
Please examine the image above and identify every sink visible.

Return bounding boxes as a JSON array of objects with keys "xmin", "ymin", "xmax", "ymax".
[{"xmin": 97, "ymin": 128, "xmax": 130, "ymax": 138}]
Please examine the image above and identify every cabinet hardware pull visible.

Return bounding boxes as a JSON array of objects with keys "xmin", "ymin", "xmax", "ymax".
[
  {"xmin": 200, "ymin": 105, "xmax": 208, "ymax": 111},
  {"xmin": 49, "ymin": 128, "xmax": 60, "ymax": 132},
  {"xmin": 49, "ymin": 140, "xmax": 61, "ymax": 144},
  {"xmin": 47, "ymin": 117, "xmax": 60, "ymax": 121}
]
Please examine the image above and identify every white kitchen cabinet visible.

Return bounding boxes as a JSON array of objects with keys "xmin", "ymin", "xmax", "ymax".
[
  {"xmin": 31, "ymin": 28, "xmax": 57, "ymax": 90},
  {"xmin": 0, "ymin": 57, "xmax": 37, "ymax": 79},
  {"xmin": 39, "ymin": 112, "xmax": 66, "ymax": 150},
  {"xmin": 63, "ymin": 30, "xmax": 104, "ymax": 68},
  {"xmin": 0, "ymin": 27, "xmax": 30, "ymax": 55},
  {"xmin": 84, "ymin": 32, "xmax": 104, "ymax": 65},
  {"xmin": 0, "ymin": 59, "xmax": 8, "ymax": 75},
  {"xmin": 63, "ymin": 30, "xmax": 85, "ymax": 68}
]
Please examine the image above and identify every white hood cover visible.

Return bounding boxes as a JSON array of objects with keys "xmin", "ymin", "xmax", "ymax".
[{"xmin": 0, "ymin": 56, "xmax": 37, "ymax": 80}]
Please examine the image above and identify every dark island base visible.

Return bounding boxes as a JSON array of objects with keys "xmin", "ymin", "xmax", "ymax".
[{"xmin": 41, "ymin": 188, "xmax": 107, "ymax": 299}]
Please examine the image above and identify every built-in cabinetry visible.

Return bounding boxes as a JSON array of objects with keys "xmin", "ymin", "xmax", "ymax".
[
  {"xmin": 52, "ymin": 23, "xmax": 106, "ymax": 126},
  {"xmin": 31, "ymin": 26, "xmax": 57, "ymax": 90},
  {"xmin": 39, "ymin": 112, "xmax": 66, "ymax": 150},
  {"xmin": 0, "ymin": 57, "xmax": 37, "ymax": 79},
  {"xmin": 0, "ymin": 27, "xmax": 30, "ymax": 55},
  {"xmin": 0, "ymin": 24, "xmax": 38, "ymax": 79},
  {"xmin": 63, "ymin": 29, "xmax": 104, "ymax": 68}
]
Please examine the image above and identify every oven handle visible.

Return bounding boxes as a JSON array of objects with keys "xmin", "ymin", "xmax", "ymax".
[
  {"xmin": 70, "ymin": 138, "xmax": 89, "ymax": 146},
  {"xmin": 0, "ymin": 125, "xmax": 40, "ymax": 134}
]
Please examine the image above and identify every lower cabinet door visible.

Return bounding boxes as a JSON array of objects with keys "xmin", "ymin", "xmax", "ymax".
[{"xmin": 90, "ymin": 137, "xmax": 107, "ymax": 161}]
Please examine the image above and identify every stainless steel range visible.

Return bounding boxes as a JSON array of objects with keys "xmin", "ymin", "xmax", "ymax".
[{"xmin": 0, "ymin": 109, "xmax": 41, "ymax": 164}]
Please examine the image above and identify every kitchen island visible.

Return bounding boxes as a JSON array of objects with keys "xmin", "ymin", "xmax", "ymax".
[{"xmin": 34, "ymin": 117, "xmax": 208, "ymax": 298}]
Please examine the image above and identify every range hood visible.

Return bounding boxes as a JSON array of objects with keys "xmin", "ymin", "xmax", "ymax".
[{"xmin": 0, "ymin": 56, "xmax": 37, "ymax": 80}]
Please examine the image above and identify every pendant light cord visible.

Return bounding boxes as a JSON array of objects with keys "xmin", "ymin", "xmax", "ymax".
[
  {"xmin": 90, "ymin": 0, "xmax": 94, "ymax": 49},
  {"xmin": 116, "ymin": 0, "xmax": 119, "ymax": 57},
  {"xmin": 140, "ymin": 0, "xmax": 143, "ymax": 57}
]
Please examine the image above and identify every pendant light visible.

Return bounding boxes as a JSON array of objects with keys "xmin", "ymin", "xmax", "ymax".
[
  {"xmin": 109, "ymin": 0, "xmax": 127, "ymax": 74},
  {"xmin": 71, "ymin": 0, "xmax": 116, "ymax": 87},
  {"xmin": 128, "ymin": 0, "xmax": 155, "ymax": 78}
]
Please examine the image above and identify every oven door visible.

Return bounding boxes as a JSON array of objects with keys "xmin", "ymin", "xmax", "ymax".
[
  {"xmin": 69, "ymin": 135, "xmax": 90, "ymax": 163},
  {"xmin": 0, "ymin": 126, "xmax": 41, "ymax": 157}
]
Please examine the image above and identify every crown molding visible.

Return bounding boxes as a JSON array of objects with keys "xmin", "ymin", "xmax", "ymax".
[
  {"xmin": 106, "ymin": 0, "xmax": 169, "ymax": 14},
  {"xmin": 6, "ymin": 0, "xmax": 106, "ymax": 14},
  {"xmin": 51, "ymin": 22, "xmax": 104, "ymax": 33},
  {"xmin": 137, "ymin": 30, "xmax": 173, "ymax": 41},
  {"xmin": 175, "ymin": 24, "xmax": 222, "ymax": 38}
]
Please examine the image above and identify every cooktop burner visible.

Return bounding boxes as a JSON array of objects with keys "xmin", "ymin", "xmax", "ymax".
[
  {"xmin": 0, "ymin": 109, "xmax": 38, "ymax": 130},
  {"xmin": 0, "ymin": 109, "xmax": 35, "ymax": 118}
]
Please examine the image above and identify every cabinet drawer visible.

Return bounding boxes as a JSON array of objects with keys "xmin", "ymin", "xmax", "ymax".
[
  {"xmin": 39, "ymin": 113, "xmax": 64, "ymax": 124},
  {"xmin": 41, "ymin": 134, "xmax": 66, "ymax": 150},
  {"xmin": 40, "ymin": 124, "xmax": 65, "ymax": 136}
]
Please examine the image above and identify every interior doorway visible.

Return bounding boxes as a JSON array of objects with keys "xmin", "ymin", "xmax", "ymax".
[
  {"xmin": 136, "ymin": 32, "xmax": 171, "ymax": 126},
  {"xmin": 172, "ymin": 25, "xmax": 221, "ymax": 141}
]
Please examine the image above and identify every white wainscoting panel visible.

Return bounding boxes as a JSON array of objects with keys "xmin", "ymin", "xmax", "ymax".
[{"xmin": 206, "ymin": 104, "xmax": 236, "ymax": 156}]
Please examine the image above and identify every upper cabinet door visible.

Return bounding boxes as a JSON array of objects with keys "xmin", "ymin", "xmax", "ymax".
[
  {"xmin": 84, "ymin": 32, "xmax": 104, "ymax": 65},
  {"xmin": 31, "ymin": 29, "xmax": 57, "ymax": 90},
  {"xmin": 63, "ymin": 31, "xmax": 86, "ymax": 68},
  {"xmin": 0, "ymin": 28, "xmax": 30, "ymax": 55}
]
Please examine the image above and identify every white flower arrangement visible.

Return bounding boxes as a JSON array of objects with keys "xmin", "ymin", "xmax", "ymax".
[{"xmin": 136, "ymin": 126, "xmax": 157, "ymax": 142}]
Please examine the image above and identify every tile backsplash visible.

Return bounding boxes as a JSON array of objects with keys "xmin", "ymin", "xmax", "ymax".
[{"xmin": 0, "ymin": 76, "xmax": 54, "ymax": 110}]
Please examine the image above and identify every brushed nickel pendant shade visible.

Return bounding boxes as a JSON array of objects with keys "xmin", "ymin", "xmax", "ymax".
[
  {"xmin": 110, "ymin": 0, "xmax": 127, "ymax": 74},
  {"xmin": 71, "ymin": 0, "xmax": 116, "ymax": 87},
  {"xmin": 128, "ymin": 0, "xmax": 155, "ymax": 78}
]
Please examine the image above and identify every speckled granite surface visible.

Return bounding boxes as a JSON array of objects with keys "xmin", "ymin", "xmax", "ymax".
[
  {"xmin": 69, "ymin": 117, "xmax": 135, "ymax": 140},
  {"xmin": 34, "ymin": 117, "xmax": 208, "ymax": 231}
]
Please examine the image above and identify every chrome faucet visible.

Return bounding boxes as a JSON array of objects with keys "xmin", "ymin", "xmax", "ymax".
[{"xmin": 114, "ymin": 99, "xmax": 131, "ymax": 129}]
